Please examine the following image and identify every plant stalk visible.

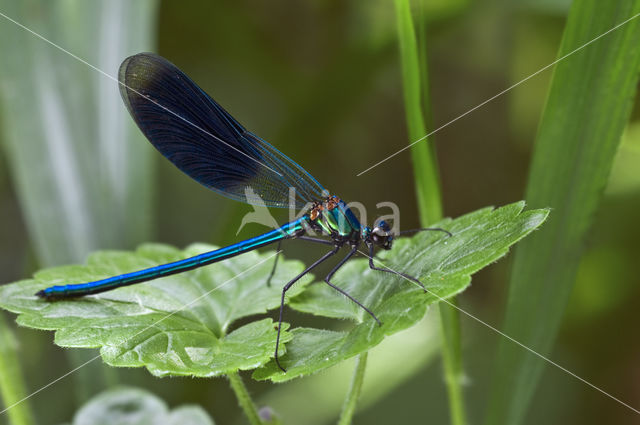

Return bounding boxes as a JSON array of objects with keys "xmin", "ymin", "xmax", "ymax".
[
  {"xmin": 394, "ymin": 1, "xmax": 466, "ymax": 424},
  {"xmin": 227, "ymin": 372, "xmax": 265, "ymax": 425},
  {"xmin": 337, "ymin": 353, "xmax": 368, "ymax": 425},
  {"xmin": 439, "ymin": 300, "xmax": 467, "ymax": 425},
  {"xmin": 394, "ymin": 0, "xmax": 443, "ymax": 224}
]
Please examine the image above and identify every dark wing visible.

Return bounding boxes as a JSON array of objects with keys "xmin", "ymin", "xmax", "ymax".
[{"xmin": 118, "ymin": 53, "xmax": 326, "ymax": 208}]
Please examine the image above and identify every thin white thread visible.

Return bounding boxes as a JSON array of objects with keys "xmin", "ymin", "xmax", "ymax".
[
  {"xmin": 0, "ymin": 11, "xmax": 283, "ymax": 177},
  {"xmin": 360, "ymin": 250, "xmax": 640, "ymax": 415},
  {"xmin": 0, "ymin": 251, "xmax": 281, "ymax": 416},
  {"xmin": 356, "ymin": 11, "xmax": 640, "ymax": 177}
]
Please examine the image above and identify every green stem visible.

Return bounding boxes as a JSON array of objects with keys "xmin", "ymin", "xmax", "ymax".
[
  {"xmin": 439, "ymin": 301, "xmax": 467, "ymax": 425},
  {"xmin": 337, "ymin": 353, "xmax": 368, "ymax": 425},
  {"xmin": 227, "ymin": 372, "xmax": 265, "ymax": 425},
  {"xmin": 394, "ymin": 1, "xmax": 466, "ymax": 424},
  {"xmin": 416, "ymin": 0, "xmax": 433, "ymax": 130},
  {"xmin": 394, "ymin": 0, "xmax": 442, "ymax": 224},
  {"xmin": 0, "ymin": 313, "xmax": 36, "ymax": 425}
]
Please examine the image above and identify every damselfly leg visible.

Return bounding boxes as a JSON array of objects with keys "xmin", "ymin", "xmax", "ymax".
[
  {"xmin": 266, "ymin": 237, "xmax": 333, "ymax": 286},
  {"xmin": 323, "ymin": 243, "xmax": 381, "ymax": 325},
  {"xmin": 265, "ymin": 240, "xmax": 283, "ymax": 287},
  {"xmin": 275, "ymin": 246, "xmax": 339, "ymax": 372},
  {"xmin": 366, "ymin": 243, "xmax": 427, "ymax": 291}
]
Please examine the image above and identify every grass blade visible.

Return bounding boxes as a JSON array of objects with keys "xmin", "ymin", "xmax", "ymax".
[
  {"xmin": 0, "ymin": 313, "xmax": 35, "ymax": 425},
  {"xmin": 485, "ymin": 1, "xmax": 640, "ymax": 424}
]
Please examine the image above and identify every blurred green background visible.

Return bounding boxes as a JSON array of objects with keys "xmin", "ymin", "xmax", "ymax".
[{"xmin": 1, "ymin": 0, "xmax": 639, "ymax": 424}]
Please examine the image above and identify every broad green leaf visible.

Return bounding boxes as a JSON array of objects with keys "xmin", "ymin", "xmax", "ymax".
[
  {"xmin": 485, "ymin": 2, "xmax": 640, "ymax": 425},
  {"xmin": 72, "ymin": 387, "xmax": 214, "ymax": 425},
  {"xmin": 0, "ymin": 204, "xmax": 546, "ymax": 381},
  {"xmin": 254, "ymin": 202, "xmax": 548, "ymax": 382},
  {"xmin": 0, "ymin": 244, "xmax": 311, "ymax": 377}
]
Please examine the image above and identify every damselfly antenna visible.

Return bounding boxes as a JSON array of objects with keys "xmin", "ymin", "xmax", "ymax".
[{"xmin": 399, "ymin": 227, "xmax": 453, "ymax": 237}]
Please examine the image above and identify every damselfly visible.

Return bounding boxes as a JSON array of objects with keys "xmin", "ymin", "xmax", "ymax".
[{"xmin": 37, "ymin": 53, "xmax": 450, "ymax": 371}]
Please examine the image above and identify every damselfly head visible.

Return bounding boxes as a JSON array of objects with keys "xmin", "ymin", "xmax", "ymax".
[{"xmin": 367, "ymin": 220, "xmax": 394, "ymax": 250}]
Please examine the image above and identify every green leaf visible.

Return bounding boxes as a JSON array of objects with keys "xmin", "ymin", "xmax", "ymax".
[
  {"xmin": 0, "ymin": 204, "xmax": 546, "ymax": 381},
  {"xmin": 485, "ymin": 1, "xmax": 640, "ymax": 424},
  {"xmin": 254, "ymin": 202, "xmax": 548, "ymax": 382},
  {"xmin": 0, "ymin": 244, "xmax": 311, "ymax": 377},
  {"xmin": 71, "ymin": 387, "xmax": 214, "ymax": 425}
]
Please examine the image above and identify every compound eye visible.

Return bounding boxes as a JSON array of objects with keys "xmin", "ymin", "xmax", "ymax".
[
  {"xmin": 374, "ymin": 220, "xmax": 391, "ymax": 233},
  {"xmin": 373, "ymin": 222, "xmax": 391, "ymax": 237}
]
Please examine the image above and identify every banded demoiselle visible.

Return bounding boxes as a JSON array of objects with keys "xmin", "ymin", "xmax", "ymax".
[{"xmin": 37, "ymin": 53, "xmax": 450, "ymax": 371}]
